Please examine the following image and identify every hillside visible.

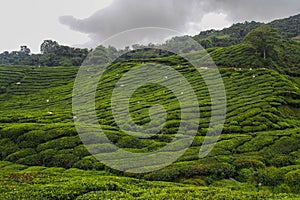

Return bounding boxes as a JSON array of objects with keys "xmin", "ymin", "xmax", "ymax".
[
  {"xmin": 1, "ymin": 56, "xmax": 300, "ymax": 194},
  {"xmin": 1, "ymin": 14, "xmax": 300, "ymax": 198},
  {"xmin": 193, "ymin": 14, "xmax": 300, "ymax": 48}
]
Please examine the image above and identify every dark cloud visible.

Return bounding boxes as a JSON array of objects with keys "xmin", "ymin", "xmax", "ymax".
[
  {"xmin": 210, "ymin": 0, "xmax": 300, "ymax": 22},
  {"xmin": 59, "ymin": 0, "xmax": 300, "ymax": 48}
]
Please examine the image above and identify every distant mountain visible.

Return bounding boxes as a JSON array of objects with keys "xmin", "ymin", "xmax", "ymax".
[{"xmin": 193, "ymin": 14, "xmax": 300, "ymax": 48}]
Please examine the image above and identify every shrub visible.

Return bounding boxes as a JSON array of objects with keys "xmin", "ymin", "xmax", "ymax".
[
  {"xmin": 269, "ymin": 155, "xmax": 295, "ymax": 167},
  {"xmin": 181, "ymin": 178, "xmax": 207, "ymax": 186},
  {"xmin": 233, "ymin": 157, "xmax": 265, "ymax": 170},
  {"xmin": 6, "ymin": 148, "xmax": 36, "ymax": 162},
  {"xmin": 73, "ymin": 156, "xmax": 104, "ymax": 170},
  {"xmin": 204, "ymin": 162, "xmax": 236, "ymax": 179},
  {"xmin": 73, "ymin": 145, "xmax": 90, "ymax": 158},
  {"xmin": 255, "ymin": 167, "xmax": 284, "ymax": 186},
  {"xmin": 17, "ymin": 130, "xmax": 47, "ymax": 148},
  {"xmin": 237, "ymin": 168, "xmax": 255, "ymax": 183},
  {"xmin": 273, "ymin": 184, "xmax": 291, "ymax": 194},
  {"xmin": 36, "ymin": 136, "xmax": 81, "ymax": 152},
  {"xmin": 285, "ymin": 170, "xmax": 300, "ymax": 193},
  {"xmin": 0, "ymin": 124, "xmax": 35, "ymax": 141},
  {"xmin": 116, "ymin": 136, "xmax": 144, "ymax": 149},
  {"xmin": 0, "ymin": 138, "xmax": 19, "ymax": 159},
  {"xmin": 17, "ymin": 154, "xmax": 42, "ymax": 166},
  {"xmin": 86, "ymin": 143, "xmax": 118, "ymax": 154},
  {"xmin": 38, "ymin": 149, "xmax": 57, "ymax": 167},
  {"xmin": 52, "ymin": 152, "xmax": 79, "ymax": 169},
  {"xmin": 144, "ymin": 166, "xmax": 181, "ymax": 182}
]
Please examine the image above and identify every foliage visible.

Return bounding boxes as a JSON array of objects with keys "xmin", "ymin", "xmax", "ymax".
[
  {"xmin": 0, "ymin": 40, "xmax": 89, "ymax": 66},
  {"xmin": 0, "ymin": 14, "xmax": 300, "ymax": 197},
  {"xmin": 193, "ymin": 14, "xmax": 300, "ymax": 48},
  {"xmin": 244, "ymin": 25, "xmax": 281, "ymax": 59},
  {"xmin": 0, "ymin": 162, "xmax": 299, "ymax": 199}
]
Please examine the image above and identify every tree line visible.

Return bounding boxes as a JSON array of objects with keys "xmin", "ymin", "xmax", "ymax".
[
  {"xmin": 0, "ymin": 40, "xmax": 89, "ymax": 66},
  {"xmin": 0, "ymin": 22, "xmax": 297, "ymax": 67}
]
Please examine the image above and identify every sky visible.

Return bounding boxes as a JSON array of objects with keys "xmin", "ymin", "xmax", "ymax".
[{"xmin": 0, "ymin": 0, "xmax": 300, "ymax": 53}]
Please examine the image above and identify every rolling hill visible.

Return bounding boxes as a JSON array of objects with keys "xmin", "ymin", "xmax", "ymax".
[
  {"xmin": 0, "ymin": 15, "xmax": 300, "ymax": 199},
  {"xmin": 1, "ymin": 48, "xmax": 300, "ymax": 197}
]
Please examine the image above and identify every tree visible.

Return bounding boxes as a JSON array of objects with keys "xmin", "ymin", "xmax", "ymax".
[
  {"xmin": 20, "ymin": 46, "xmax": 31, "ymax": 55},
  {"xmin": 86, "ymin": 45, "xmax": 110, "ymax": 65},
  {"xmin": 244, "ymin": 25, "xmax": 281, "ymax": 59},
  {"xmin": 40, "ymin": 40, "xmax": 59, "ymax": 54}
]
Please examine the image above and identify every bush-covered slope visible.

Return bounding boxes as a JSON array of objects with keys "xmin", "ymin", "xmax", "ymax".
[
  {"xmin": 1, "ymin": 60, "xmax": 300, "ymax": 191},
  {"xmin": 0, "ymin": 161, "xmax": 300, "ymax": 199},
  {"xmin": 202, "ymin": 40, "xmax": 300, "ymax": 76}
]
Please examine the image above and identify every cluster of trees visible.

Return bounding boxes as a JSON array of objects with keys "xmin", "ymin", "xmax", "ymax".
[
  {"xmin": 269, "ymin": 14, "xmax": 300, "ymax": 39},
  {"xmin": 194, "ymin": 21, "xmax": 263, "ymax": 48},
  {"xmin": 0, "ymin": 40, "xmax": 89, "ymax": 66},
  {"xmin": 193, "ymin": 14, "xmax": 300, "ymax": 48}
]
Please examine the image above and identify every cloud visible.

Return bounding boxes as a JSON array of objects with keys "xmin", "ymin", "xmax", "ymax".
[
  {"xmin": 209, "ymin": 0, "xmax": 300, "ymax": 22},
  {"xmin": 59, "ymin": 0, "xmax": 300, "ymax": 48}
]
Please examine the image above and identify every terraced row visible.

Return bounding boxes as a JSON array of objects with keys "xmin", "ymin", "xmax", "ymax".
[{"xmin": 1, "ymin": 63, "xmax": 300, "ymax": 184}]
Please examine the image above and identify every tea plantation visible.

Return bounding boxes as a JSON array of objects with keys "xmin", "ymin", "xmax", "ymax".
[{"xmin": 1, "ymin": 37, "xmax": 300, "ymax": 198}]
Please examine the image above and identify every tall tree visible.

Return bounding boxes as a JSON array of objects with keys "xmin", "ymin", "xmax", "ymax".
[
  {"xmin": 244, "ymin": 25, "xmax": 281, "ymax": 59},
  {"xmin": 40, "ymin": 40, "xmax": 59, "ymax": 54}
]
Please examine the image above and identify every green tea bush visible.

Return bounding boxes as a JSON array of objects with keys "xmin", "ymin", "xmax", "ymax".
[
  {"xmin": 273, "ymin": 184, "xmax": 291, "ymax": 194},
  {"xmin": 6, "ymin": 148, "xmax": 36, "ymax": 162},
  {"xmin": 116, "ymin": 136, "xmax": 144, "ymax": 149},
  {"xmin": 52, "ymin": 152, "xmax": 79, "ymax": 168},
  {"xmin": 73, "ymin": 156, "xmax": 104, "ymax": 170},
  {"xmin": 233, "ymin": 157, "xmax": 265, "ymax": 170},
  {"xmin": 269, "ymin": 155, "xmax": 295, "ymax": 167},
  {"xmin": 36, "ymin": 136, "xmax": 81, "ymax": 152},
  {"xmin": 17, "ymin": 130, "xmax": 47, "ymax": 148},
  {"xmin": 181, "ymin": 177, "xmax": 207, "ymax": 186},
  {"xmin": 0, "ymin": 124, "xmax": 35, "ymax": 141},
  {"xmin": 0, "ymin": 138, "xmax": 19, "ymax": 159},
  {"xmin": 38, "ymin": 149, "xmax": 57, "ymax": 167},
  {"xmin": 263, "ymin": 136, "xmax": 300, "ymax": 162},
  {"xmin": 255, "ymin": 167, "xmax": 284, "ymax": 186},
  {"xmin": 16, "ymin": 154, "xmax": 42, "ymax": 166},
  {"xmin": 237, "ymin": 168, "xmax": 255, "ymax": 182},
  {"xmin": 237, "ymin": 135, "xmax": 276, "ymax": 153},
  {"xmin": 73, "ymin": 145, "xmax": 90, "ymax": 158},
  {"xmin": 86, "ymin": 143, "xmax": 118, "ymax": 154},
  {"xmin": 285, "ymin": 170, "xmax": 300, "ymax": 193}
]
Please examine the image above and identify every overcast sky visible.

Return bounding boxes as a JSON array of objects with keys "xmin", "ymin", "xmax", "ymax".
[{"xmin": 0, "ymin": 0, "xmax": 299, "ymax": 53}]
